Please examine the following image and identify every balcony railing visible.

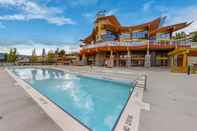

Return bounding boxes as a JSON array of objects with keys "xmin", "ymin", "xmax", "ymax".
[
  {"xmin": 81, "ymin": 41, "xmax": 146, "ymax": 49},
  {"xmin": 81, "ymin": 40, "xmax": 191, "ymax": 49}
]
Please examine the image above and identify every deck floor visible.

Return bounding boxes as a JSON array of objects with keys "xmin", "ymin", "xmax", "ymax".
[
  {"xmin": 138, "ymin": 69, "xmax": 197, "ymax": 131},
  {"xmin": 0, "ymin": 68, "xmax": 62, "ymax": 131}
]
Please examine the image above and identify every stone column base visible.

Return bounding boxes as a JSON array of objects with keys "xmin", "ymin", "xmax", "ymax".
[{"xmin": 144, "ymin": 54, "xmax": 151, "ymax": 68}]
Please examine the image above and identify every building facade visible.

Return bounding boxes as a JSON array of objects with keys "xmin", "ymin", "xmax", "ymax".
[{"xmin": 80, "ymin": 11, "xmax": 192, "ymax": 67}]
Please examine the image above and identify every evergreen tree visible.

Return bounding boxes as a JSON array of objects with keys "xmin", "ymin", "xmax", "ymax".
[
  {"xmin": 192, "ymin": 32, "xmax": 197, "ymax": 42},
  {"xmin": 55, "ymin": 48, "xmax": 59, "ymax": 56},
  {"xmin": 4, "ymin": 53, "xmax": 8, "ymax": 62},
  {"xmin": 31, "ymin": 48, "xmax": 38, "ymax": 63},
  {"xmin": 47, "ymin": 50, "xmax": 56, "ymax": 63},
  {"xmin": 42, "ymin": 48, "xmax": 46, "ymax": 63},
  {"xmin": 173, "ymin": 32, "xmax": 187, "ymax": 40},
  {"xmin": 13, "ymin": 48, "xmax": 17, "ymax": 62},
  {"xmin": 8, "ymin": 49, "xmax": 13, "ymax": 62},
  {"xmin": 59, "ymin": 49, "xmax": 65, "ymax": 57},
  {"xmin": 42, "ymin": 48, "xmax": 46, "ymax": 57}
]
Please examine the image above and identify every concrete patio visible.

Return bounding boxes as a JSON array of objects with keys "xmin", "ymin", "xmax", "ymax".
[
  {"xmin": 0, "ymin": 68, "xmax": 62, "ymax": 131},
  {"xmin": 138, "ymin": 69, "xmax": 197, "ymax": 131}
]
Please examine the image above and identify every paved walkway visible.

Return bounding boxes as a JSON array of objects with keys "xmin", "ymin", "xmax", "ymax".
[
  {"xmin": 0, "ymin": 68, "xmax": 62, "ymax": 131},
  {"xmin": 138, "ymin": 69, "xmax": 197, "ymax": 131}
]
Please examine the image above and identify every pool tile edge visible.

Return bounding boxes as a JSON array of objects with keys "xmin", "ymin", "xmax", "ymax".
[
  {"xmin": 5, "ymin": 68, "xmax": 90, "ymax": 131},
  {"xmin": 114, "ymin": 75, "xmax": 150, "ymax": 131}
]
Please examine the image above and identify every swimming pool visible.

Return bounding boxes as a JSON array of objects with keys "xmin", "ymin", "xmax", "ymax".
[{"xmin": 11, "ymin": 68, "xmax": 133, "ymax": 131}]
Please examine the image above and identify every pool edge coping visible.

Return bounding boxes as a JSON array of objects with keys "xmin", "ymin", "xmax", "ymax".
[
  {"xmin": 5, "ymin": 68, "xmax": 91, "ymax": 131},
  {"xmin": 6, "ymin": 65, "xmax": 149, "ymax": 131},
  {"xmin": 46, "ymin": 66, "xmax": 150, "ymax": 131},
  {"xmin": 113, "ymin": 74, "xmax": 150, "ymax": 131}
]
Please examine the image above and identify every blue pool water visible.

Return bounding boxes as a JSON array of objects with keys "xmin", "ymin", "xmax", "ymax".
[{"xmin": 11, "ymin": 68, "xmax": 132, "ymax": 131}]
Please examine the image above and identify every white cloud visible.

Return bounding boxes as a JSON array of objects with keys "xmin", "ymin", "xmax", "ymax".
[
  {"xmin": 47, "ymin": 17, "xmax": 76, "ymax": 26},
  {"xmin": 0, "ymin": 14, "xmax": 26, "ymax": 21},
  {"xmin": 82, "ymin": 9, "xmax": 119, "ymax": 23},
  {"xmin": 141, "ymin": 3, "xmax": 197, "ymax": 33},
  {"xmin": 0, "ymin": 0, "xmax": 75, "ymax": 25},
  {"xmin": 106, "ymin": 9, "xmax": 119, "ymax": 16},
  {"xmin": 0, "ymin": 0, "xmax": 25, "ymax": 6},
  {"xmin": 143, "ymin": 1, "xmax": 154, "ymax": 12},
  {"xmin": 158, "ymin": 6, "xmax": 197, "ymax": 33},
  {"xmin": 69, "ymin": 0, "xmax": 98, "ymax": 6}
]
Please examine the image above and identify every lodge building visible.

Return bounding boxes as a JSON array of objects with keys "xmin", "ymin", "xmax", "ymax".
[{"xmin": 80, "ymin": 11, "xmax": 192, "ymax": 67}]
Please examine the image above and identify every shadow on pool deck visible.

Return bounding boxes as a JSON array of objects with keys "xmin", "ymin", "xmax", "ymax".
[{"xmin": 0, "ymin": 69, "xmax": 63, "ymax": 131}]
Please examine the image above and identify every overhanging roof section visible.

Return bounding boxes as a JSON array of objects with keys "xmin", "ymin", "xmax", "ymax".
[
  {"xmin": 150, "ymin": 22, "xmax": 192, "ymax": 36},
  {"xmin": 168, "ymin": 48, "xmax": 197, "ymax": 56},
  {"xmin": 120, "ymin": 17, "xmax": 162, "ymax": 33},
  {"xmin": 81, "ymin": 15, "xmax": 192, "ymax": 44},
  {"xmin": 83, "ymin": 29, "xmax": 96, "ymax": 44}
]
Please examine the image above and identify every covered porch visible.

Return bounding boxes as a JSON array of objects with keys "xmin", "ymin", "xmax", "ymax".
[{"xmin": 168, "ymin": 48, "xmax": 197, "ymax": 73}]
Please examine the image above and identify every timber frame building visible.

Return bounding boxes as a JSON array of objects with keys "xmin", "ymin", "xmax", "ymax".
[{"xmin": 80, "ymin": 11, "xmax": 192, "ymax": 67}]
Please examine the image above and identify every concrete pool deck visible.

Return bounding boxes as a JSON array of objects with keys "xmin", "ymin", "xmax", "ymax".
[
  {"xmin": 0, "ymin": 68, "xmax": 63, "ymax": 131},
  {"xmin": 1, "ymin": 66, "xmax": 197, "ymax": 131},
  {"xmin": 57, "ymin": 66, "xmax": 197, "ymax": 131}
]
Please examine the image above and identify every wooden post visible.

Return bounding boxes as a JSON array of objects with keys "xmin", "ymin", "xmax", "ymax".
[{"xmin": 182, "ymin": 53, "xmax": 187, "ymax": 67}]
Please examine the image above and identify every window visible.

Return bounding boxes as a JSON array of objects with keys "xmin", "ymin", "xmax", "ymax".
[
  {"xmin": 120, "ymin": 33, "xmax": 130, "ymax": 39},
  {"xmin": 159, "ymin": 33, "xmax": 170, "ymax": 39},
  {"xmin": 132, "ymin": 31, "xmax": 148, "ymax": 39},
  {"xmin": 101, "ymin": 31, "xmax": 116, "ymax": 41}
]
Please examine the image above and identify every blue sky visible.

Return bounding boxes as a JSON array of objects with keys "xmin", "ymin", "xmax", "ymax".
[{"xmin": 0, "ymin": 0, "xmax": 197, "ymax": 55}]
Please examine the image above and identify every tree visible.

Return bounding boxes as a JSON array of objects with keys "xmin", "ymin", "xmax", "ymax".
[
  {"xmin": 59, "ymin": 49, "xmax": 65, "ymax": 57},
  {"xmin": 192, "ymin": 32, "xmax": 197, "ymax": 42},
  {"xmin": 7, "ymin": 48, "xmax": 17, "ymax": 63},
  {"xmin": 47, "ymin": 50, "xmax": 56, "ymax": 63},
  {"xmin": 4, "ymin": 53, "xmax": 8, "ymax": 62},
  {"xmin": 55, "ymin": 48, "xmax": 59, "ymax": 56},
  {"xmin": 173, "ymin": 32, "xmax": 187, "ymax": 40},
  {"xmin": 13, "ymin": 48, "xmax": 17, "ymax": 62},
  {"xmin": 30, "ymin": 48, "xmax": 38, "ymax": 63},
  {"xmin": 7, "ymin": 49, "xmax": 13, "ymax": 62},
  {"xmin": 42, "ymin": 48, "xmax": 46, "ymax": 57},
  {"xmin": 41, "ymin": 48, "xmax": 46, "ymax": 63}
]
